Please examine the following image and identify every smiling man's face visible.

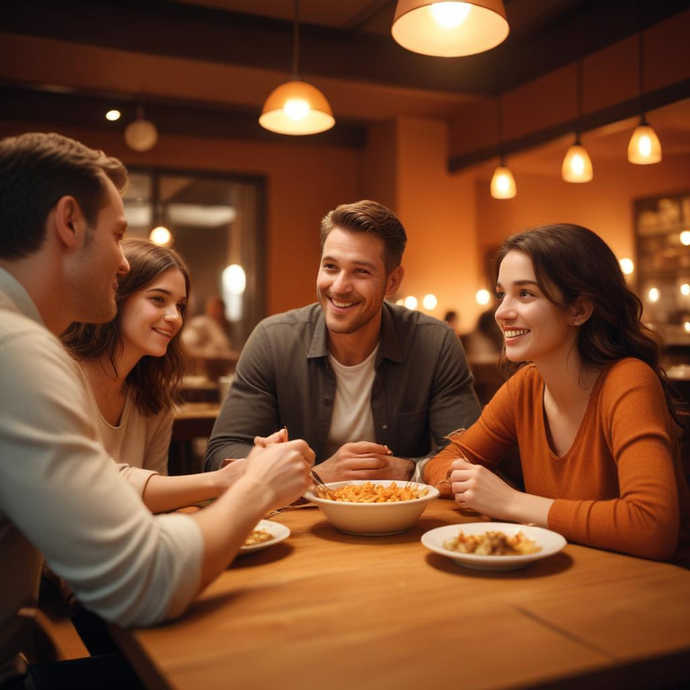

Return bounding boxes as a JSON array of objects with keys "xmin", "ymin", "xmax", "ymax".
[{"xmin": 316, "ymin": 228, "xmax": 395, "ymax": 336}]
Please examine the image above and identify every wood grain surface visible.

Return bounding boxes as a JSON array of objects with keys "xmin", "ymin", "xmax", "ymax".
[{"xmin": 111, "ymin": 499, "xmax": 690, "ymax": 690}]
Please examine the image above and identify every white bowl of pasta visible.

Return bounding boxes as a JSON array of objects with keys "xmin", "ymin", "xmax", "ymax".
[{"xmin": 304, "ymin": 479, "xmax": 439, "ymax": 536}]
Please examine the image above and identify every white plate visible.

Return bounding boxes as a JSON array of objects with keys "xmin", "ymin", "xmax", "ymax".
[
  {"xmin": 421, "ymin": 522, "xmax": 566, "ymax": 571},
  {"xmin": 239, "ymin": 519, "xmax": 290, "ymax": 554}
]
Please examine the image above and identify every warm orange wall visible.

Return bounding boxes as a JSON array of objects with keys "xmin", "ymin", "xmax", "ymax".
[
  {"xmin": 449, "ymin": 10, "xmax": 690, "ymax": 158},
  {"xmin": 357, "ymin": 121, "xmax": 397, "ymax": 211},
  {"xmin": 396, "ymin": 118, "xmax": 482, "ymax": 330},
  {"xmin": 475, "ymin": 153, "xmax": 690, "ymax": 277},
  {"xmin": 0, "ymin": 122, "xmax": 358, "ymax": 315}
]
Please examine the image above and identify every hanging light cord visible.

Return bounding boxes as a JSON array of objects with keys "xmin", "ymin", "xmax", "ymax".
[
  {"xmin": 637, "ymin": 0, "xmax": 646, "ymax": 124},
  {"xmin": 575, "ymin": 58, "xmax": 583, "ymax": 143},
  {"xmin": 292, "ymin": 0, "xmax": 300, "ymax": 80},
  {"xmin": 573, "ymin": 8, "xmax": 585, "ymax": 146},
  {"xmin": 497, "ymin": 96, "xmax": 505, "ymax": 165}
]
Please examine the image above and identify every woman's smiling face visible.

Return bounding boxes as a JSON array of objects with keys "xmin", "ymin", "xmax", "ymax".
[
  {"xmin": 494, "ymin": 250, "xmax": 579, "ymax": 365},
  {"xmin": 119, "ymin": 267, "xmax": 187, "ymax": 359}
]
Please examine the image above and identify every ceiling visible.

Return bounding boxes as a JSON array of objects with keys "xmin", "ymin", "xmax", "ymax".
[
  {"xmin": 470, "ymin": 98, "xmax": 690, "ymax": 180},
  {"xmin": 0, "ymin": 0, "xmax": 688, "ymax": 163}
]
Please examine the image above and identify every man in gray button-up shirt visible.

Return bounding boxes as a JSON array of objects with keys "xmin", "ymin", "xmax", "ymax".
[{"xmin": 205, "ymin": 200, "xmax": 480, "ymax": 481}]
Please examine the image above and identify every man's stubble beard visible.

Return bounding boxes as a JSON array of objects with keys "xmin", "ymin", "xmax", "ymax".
[
  {"xmin": 65, "ymin": 242, "xmax": 118, "ymax": 325},
  {"xmin": 318, "ymin": 287, "xmax": 383, "ymax": 337}
]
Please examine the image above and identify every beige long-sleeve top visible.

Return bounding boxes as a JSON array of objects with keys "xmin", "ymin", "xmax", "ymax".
[{"xmin": 77, "ymin": 363, "xmax": 173, "ymax": 495}]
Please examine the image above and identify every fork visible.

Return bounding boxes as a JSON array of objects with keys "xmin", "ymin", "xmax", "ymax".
[{"xmin": 310, "ymin": 469, "xmax": 335, "ymax": 498}]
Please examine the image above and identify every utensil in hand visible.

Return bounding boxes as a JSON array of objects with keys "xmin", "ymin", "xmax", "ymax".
[{"xmin": 310, "ymin": 469, "xmax": 335, "ymax": 499}]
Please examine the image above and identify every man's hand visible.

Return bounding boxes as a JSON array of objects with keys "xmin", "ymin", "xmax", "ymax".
[
  {"xmin": 316, "ymin": 442, "xmax": 414, "ymax": 482},
  {"xmin": 253, "ymin": 427, "xmax": 288, "ymax": 447},
  {"xmin": 243, "ymin": 439, "xmax": 314, "ymax": 511}
]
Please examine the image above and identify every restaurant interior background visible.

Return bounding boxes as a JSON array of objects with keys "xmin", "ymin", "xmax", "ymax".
[
  {"xmin": 1, "ymin": 0, "xmax": 689, "ymax": 361},
  {"xmin": 2, "ymin": 2, "xmax": 690, "ymax": 677}
]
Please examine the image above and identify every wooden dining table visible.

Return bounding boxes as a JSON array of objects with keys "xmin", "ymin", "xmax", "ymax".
[{"xmin": 110, "ymin": 499, "xmax": 690, "ymax": 690}]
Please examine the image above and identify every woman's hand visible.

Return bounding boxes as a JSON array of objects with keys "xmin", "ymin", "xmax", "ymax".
[
  {"xmin": 212, "ymin": 458, "xmax": 246, "ymax": 496},
  {"xmin": 449, "ymin": 459, "xmax": 553, "ymax": 526},
  {"xmin": 449, "ymin": 458, "xmax": 518, "ymax": 520},
  {"xmin": 242, "ymin": 439, "xmax": 314, "ymax": 511}
]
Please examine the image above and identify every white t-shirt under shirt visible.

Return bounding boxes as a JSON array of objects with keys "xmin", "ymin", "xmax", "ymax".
[{"xmin": 323, "ymin": 345, "xmax": 378, "ymax": 459}]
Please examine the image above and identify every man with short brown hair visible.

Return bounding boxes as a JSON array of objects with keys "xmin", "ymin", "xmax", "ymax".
[
  {"xmin": 0, "ymin": 132, "xmax": 313, "ymax": 688},
  {"xmin": 206, "ymin": 199, "xmax": 480, "ymax": 481}
]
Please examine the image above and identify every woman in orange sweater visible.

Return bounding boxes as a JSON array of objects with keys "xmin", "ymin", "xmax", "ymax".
[{"xmin": 424, "ymin": 224, "xmax": 690, "ymax": 563}]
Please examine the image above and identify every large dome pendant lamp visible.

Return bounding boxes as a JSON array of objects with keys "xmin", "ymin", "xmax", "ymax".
[
  {"xmin": 391, "ymin": 0, "xmax": 509, "ymax": 57},
  {"xmin": 259, "ymin": 0, "xmax": 335, "ymax": 136}
]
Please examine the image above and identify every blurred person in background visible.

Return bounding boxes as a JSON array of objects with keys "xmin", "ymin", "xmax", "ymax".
[
  {"xmin": 443, "ymin": 310, "xmax": 461, "ymax": 338},
  {"xmin": 463, "ymin": 308, "xmax": 504, "ymax": 361},
  {"xmin": 182, "ymin": 294, "xmax": 233, "ymax": 358}
]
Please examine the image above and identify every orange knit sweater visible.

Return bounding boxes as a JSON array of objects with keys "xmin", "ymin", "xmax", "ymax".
[{"xmin": 424, "ymin": 358, "xmax": 690, "ymax": 564}]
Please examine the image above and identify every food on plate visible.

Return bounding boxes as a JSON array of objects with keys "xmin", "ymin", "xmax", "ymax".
[
  {"xmin": 443, "ymin": 529, "xmax": 541, "ymax": 556},
  {"xmin": 315, "ymin": 481, "xmax": 429, "ymax": 503},
  {"xmin": 244, "ymin": 528, "xmax": 273, "ymax": 546}
]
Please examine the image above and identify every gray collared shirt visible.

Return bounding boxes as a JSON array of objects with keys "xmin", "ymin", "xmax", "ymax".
[{"xmin": 205, "ymin": 302, "xmax": 480, "ymax": 470}]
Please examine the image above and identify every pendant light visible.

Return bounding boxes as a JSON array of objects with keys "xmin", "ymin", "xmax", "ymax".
[
  {"xmin": 259, "ymin": 0, "xmax": 334, "ymax": 136},
  {"xmin": 628, "ymin": 5, "xmax": 661, "ymax": 164},
  {"xmin": 562, "ymin": 60, "xmax": 593, "ymax": 183},
  {"xmin": 391, "ymin": 0, "xmax": 509, "ymax": 57},
  {"xmin": 490, "ymin": 96, "xmax": 516, "ymax": 199},
  {"xmin": 124, "ymin": 105, "xmax": 158, "ymax": 152}
]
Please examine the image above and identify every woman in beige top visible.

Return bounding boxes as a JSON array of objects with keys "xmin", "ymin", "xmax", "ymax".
[{"xmin": 62, "ymin": 238, "xmax": 243, "ymax": 512}]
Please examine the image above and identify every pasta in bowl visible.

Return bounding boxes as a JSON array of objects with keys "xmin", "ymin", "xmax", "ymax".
[{"xmin": 304, "ymin": 480, "xmax": 439, "ymax": 536}]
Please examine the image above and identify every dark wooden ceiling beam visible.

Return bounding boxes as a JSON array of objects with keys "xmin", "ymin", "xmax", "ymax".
[
  {"xmin": 341, "ymin": 0, "xmax": 393, "ymax": 31},
  {"xmin": 448, "ymin": 78, "xmax": 690, "ymax": 173},
  {"xmin": 0, "ymin": 85, "xmax": 368, "ymax": 149},
  {"xmin": 1, "ymin": 0, "xmax": 687, "ymax": 97}
]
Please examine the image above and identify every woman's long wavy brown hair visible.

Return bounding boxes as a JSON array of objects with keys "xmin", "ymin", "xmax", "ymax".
[
  {"xmin": 495, "ymin": 223, "xmax": 688, "ymax": 438},
  {"xmin": 62, "ymin": 238, "xmax": 191, "ymax": 416}
]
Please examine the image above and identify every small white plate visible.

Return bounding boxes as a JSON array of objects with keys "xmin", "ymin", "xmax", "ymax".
[
  {"xmin": 239, "ymin": 519, "xmax": 290, "ymax": 554},
  {"xmin": 421, "ymin": 522, "xmax": 566, "ymax": 571}
]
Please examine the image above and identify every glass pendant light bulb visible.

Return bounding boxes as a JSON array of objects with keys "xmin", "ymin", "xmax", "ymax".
[
  {"xmin": 490, "ymin": 165, "xmax": 516, "ymax": 199},
  {"xmin": 562, "ymin": 142, "xmax": 593, "ymax": 183},
  {"xmin": 628, "ymin": 123, "xmax": 662, "ymax": 164}
]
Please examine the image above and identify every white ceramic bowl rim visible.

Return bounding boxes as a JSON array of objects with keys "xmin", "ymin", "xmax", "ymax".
[{"xmin": 304, "ymin": 479, "xmax": 439, "ymax": 507}]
